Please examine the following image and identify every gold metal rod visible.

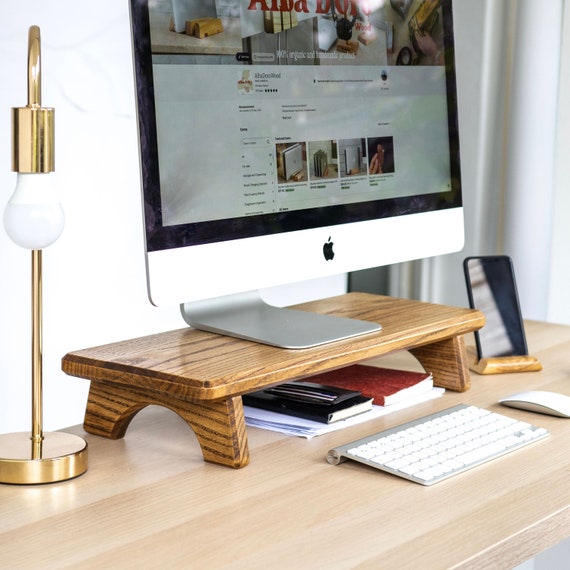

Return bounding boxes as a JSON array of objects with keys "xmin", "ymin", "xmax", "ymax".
[
  {"xmin": 27, "ymin": 25, "xmax": 41, "ymax": 107},
  {"xmin": 31, "ymin": 249, "xmax": 43, "ymax": 459}
]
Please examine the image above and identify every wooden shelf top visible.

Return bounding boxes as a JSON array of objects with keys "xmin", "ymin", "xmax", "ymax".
[{"xmin": 62, "ymin": 293, "xmax": 484, "ymax": 400}]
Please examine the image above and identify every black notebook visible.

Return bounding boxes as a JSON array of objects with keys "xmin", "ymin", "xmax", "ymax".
[{"xmin": 243, "ymin": 382, "xmax": 373, "ymax": 424}]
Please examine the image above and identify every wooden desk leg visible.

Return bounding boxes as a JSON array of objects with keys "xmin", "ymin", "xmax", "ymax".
[
  {"xmin": 409, "ymin": 334, "xmax": 471, "ymax": 392},
  {"xmin": 83, "ymin": 382, "xmax": 250, "ymax": 468}
]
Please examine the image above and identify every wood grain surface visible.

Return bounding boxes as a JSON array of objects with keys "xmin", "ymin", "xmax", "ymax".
[{"xmin": 3, "ymin": 320, "xmax": 570, "ymax": 568}]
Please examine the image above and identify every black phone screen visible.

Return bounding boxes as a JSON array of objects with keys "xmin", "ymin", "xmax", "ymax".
[{"xmin": 463, "ymin": 256, "xmax": 528, "ymax": 359}]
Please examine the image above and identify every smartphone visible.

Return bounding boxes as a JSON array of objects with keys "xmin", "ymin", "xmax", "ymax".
[{"xmin": 463, "ymin": 256, "xmax": 528, "ymax": 359}]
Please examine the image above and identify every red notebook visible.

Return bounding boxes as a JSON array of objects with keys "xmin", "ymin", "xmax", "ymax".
[{"xmin": 302, "ymin": 365, "xmax": 434, "ymax": 406}]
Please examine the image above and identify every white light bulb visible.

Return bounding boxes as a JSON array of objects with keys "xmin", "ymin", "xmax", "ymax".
[{"xmin": 3, "ymin": 172, "xmax": 65, "ymax": 249}]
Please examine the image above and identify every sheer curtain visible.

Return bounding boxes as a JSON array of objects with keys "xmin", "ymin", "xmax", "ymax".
[
  {"xmin": 548, "ymin": 0, "xmax": 570, "ymax": 325},
  {"xmin": 503, "ymin": 0, "xmax": 563, "ymax": 321}
]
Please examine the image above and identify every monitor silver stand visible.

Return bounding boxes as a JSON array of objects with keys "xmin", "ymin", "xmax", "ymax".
[{"xmin": 180, "ymin": 291, "xmax": 382, "ymax": 349}]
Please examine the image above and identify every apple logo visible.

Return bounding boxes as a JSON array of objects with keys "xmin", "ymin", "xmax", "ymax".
[{"xmin": 323, "ymin": 237, "xmax": 334, "ymax": 261}]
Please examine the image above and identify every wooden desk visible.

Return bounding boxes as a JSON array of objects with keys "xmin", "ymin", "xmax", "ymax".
[{"xmin": 2, "ymin": 320, "xmax": 570, "ymax": 568}]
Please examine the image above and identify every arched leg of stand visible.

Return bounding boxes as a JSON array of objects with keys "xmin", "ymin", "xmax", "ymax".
[
  {"xmin": 83, "ymin": 382, "xmax": 144, "ymax": 439},
  {"xmin": 83, "ymin": 382, "xmax": 250, "ymax": 468},
  {"xmin": 409, "ymin": 334, "xmax": 471, "ymax": 392}
]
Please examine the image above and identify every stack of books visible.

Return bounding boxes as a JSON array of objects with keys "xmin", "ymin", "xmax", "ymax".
[
  {"xmin": 243, "ymin": 365, "xmax": 439, "ymax": 436},
  {"xmin": 308, "ymin": 364, "xmax": 434, "ymax": 407},
  {"xmin": 243, "ymin": 382, "xmax": 374, "ymax": 424}
]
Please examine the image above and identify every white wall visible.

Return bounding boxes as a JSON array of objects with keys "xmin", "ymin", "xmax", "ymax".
[{"xmin": 0, "ymin": 0, "xmax": 184, "ymax": 433}]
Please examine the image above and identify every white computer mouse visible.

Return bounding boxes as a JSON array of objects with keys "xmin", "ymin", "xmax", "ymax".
[{"xmin": 499, "ymin": 390, "xmax": 570, "ymax": 418}]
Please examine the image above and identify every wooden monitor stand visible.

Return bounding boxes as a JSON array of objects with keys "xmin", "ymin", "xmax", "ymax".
[{"xmin": 62, "ymin": 293, "xmax": 484, "ymax": 468}]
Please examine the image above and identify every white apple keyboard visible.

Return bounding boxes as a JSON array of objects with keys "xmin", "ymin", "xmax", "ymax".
[{"xmin": 327, "ymin": 404, "xmax": 549, "ymax": 485}]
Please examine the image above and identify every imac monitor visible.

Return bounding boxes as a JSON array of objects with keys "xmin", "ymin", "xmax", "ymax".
[{"xmin": 129, "ymin": 0, "xmax": 464, "ymax": 348}]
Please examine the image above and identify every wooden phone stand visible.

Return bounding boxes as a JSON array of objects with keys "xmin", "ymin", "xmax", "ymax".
[
  {"xmin": 468, "ymin": 348, "xmax": 542, "ymax": 375},
  {"xmin": 62, "ymin": 293, "xmax": 484, "ymax": 468}
]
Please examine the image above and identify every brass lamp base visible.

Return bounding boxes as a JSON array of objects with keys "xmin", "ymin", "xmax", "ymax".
[{"xmin": 0, "ymin": 431, "xmax": 88, "ymax": 485}]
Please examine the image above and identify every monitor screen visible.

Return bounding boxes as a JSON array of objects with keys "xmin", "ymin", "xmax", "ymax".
[{"xmin": 129, "ymin": 0, "xmax": 463, "ymax": 347}]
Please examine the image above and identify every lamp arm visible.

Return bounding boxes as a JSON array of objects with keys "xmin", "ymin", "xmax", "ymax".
[{"xmin": 28, "ymin": 25, "xmax": 41, "ymax": 108}]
